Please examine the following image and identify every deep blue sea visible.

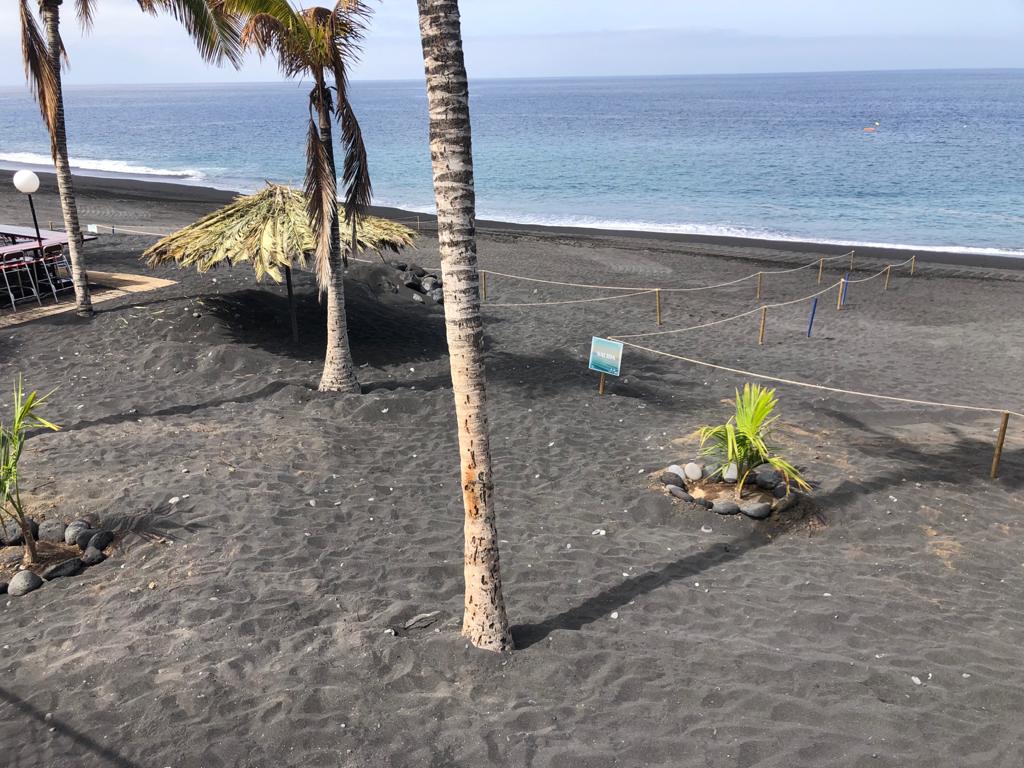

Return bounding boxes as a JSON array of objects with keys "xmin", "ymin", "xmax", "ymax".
[{"xmin": 1, "ymin": 70, "xmax": 1022, "ymax": 254}]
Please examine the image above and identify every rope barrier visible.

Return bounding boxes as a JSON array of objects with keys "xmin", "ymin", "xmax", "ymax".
[
  {"xmin": 612, "ymin": 279, "xmax": 849, "ymax": 340},
  {"xmin": 486, "ymin": 289, "xmax": 655, "ymax": 308},
  {"xmin": 479, "ymin": 250, "xmax": 854, "ymax": 294},
  {"xmin": 615, "ymin": 340, "xmax": 1024, "ymax": 420}
]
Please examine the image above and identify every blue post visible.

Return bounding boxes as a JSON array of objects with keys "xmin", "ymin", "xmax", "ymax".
[
  {"xmin": 807, "ymin": 297, "xmax": 818, "ymax": 337},
  {"xmin": 841, "ymin": 272, "xmax": 850, "ymax": 307}
]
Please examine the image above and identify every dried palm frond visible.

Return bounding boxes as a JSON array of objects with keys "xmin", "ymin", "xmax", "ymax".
[
  {"xmin": 19, "ymin": 0, "xmax": 59, "ymax": 142},
  {"xmin": 142, "ymin": 184, "xmax": 415, "ymax": 284},
  {"xmin": 305, "ymin": 107, "xmax": 337, "ymax": 289}
]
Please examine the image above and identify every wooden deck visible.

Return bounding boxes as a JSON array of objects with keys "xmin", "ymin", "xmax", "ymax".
[{"xmin": 0, "ymin": 271, "xmax": 176, "ymax": 329}]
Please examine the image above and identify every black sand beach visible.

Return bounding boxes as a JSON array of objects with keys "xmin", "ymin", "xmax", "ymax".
[{"xmin": 2, "ymin": 173, "xmax": 1023, "ymax": 767}]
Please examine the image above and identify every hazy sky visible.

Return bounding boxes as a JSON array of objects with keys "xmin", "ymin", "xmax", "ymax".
[{"xmin": 1, "ymin": 0, "xmax": 1022, "ymax": 86}]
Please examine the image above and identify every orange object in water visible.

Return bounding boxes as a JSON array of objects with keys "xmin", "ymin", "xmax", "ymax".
[{"xmin": 863, "ymin": 126, "xmax": 877, "ymax": 133}]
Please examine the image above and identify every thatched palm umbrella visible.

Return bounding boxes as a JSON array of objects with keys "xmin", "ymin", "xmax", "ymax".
[{"xmin": 143, "ymin": 184, "xmax": 415, "ymax": 343}]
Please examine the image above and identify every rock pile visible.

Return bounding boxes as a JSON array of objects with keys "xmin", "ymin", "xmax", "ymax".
[
  {"xmin": 0, "ymin": 517, "xmax": 114, "ymax": 598},
  {"xmin": 660, "ymin": 462, "xmax": 801, "ymax": 520},
  {"xmin": 388, "ymin": 261, "xmax": 444, "ymax": 305}
]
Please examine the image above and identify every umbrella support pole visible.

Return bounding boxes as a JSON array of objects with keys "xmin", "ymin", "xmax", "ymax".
[{"xmin": 285, "ymin": 265, "xmax": 299, "ymax": 344}]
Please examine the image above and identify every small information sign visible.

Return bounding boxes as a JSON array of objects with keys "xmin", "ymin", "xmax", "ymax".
[{"xmin": 589, "ymin": 337, "xmax": 624, "ymax": 377}]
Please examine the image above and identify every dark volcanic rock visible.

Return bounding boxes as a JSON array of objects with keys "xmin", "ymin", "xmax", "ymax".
[
  {"xmin": 81, "ymin": 546, "xmax": 106, "ymax": 566},
  {"xmin": 0, "ymin": 581, "xmax": 6, "ymax": 594},
  {"xmin": 38, "ymin": 519, "xmax": 67, "ymax": 543},
  {"xmin": 741, "ymin": 502, "xmax": 772, "ymax": 520},
  {"xmin": 65, "ymin": 520, "xmax": 91, "ymax": 546},
  {"xmin": 0, "ymin": 518, "xmax": 22, "ymax": 545},
  {"xmin": 668, "ymin": 486, "xmax": 693, "ymax": 502},
  {"xmin": 87, "ymin": 530, "xmax": 115, "ymax": 551},
  {"xmin": 42, "ymin": 558, "xmax": 85, "ymax": 581},
  {"xmin": 76, "ymin": 529, "xmax": 97, "ymax": 551},
  {"xmin": 755, "ymin": 467, "xmax": 784, "ymax": 490},
  {"xmin": 712, "ymin": 500, "xmax": 741, "ymax": 515},
  {"xmin": 660, "ymin": 472, "xmax": 685, "ymax": 488},
  {"xmin": 8, "ymin": 570, "xmax": 43, "ymax": 596},
  {"xmin": 0, "ymin": 518, "xmax": 34, "ymax": 545},
  {"xmin": 772, "ymin": 484, "xmax": 790, "ymax": 499}
]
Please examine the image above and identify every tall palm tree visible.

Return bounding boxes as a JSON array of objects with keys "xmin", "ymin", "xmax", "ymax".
[
  {"xmin": 19, "ymin": 0, "xmax": 241, "ymax": 316},
  {"xmin": 416, "ymin": 0, "xmax": 513, "ymax": 652},
  {"xmin": 240, "ymin": 0, "xmax": 372, "ymax": 393}
]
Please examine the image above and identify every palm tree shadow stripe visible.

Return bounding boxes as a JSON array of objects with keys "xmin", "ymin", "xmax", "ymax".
[{"xmin": 511, "ymin": 534, "xmax": 769, "ymax": 649}]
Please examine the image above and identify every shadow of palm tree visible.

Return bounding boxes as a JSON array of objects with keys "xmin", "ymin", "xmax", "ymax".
[
  {"xmin": 0, "ymin": 685, "xmax": 144, "ymax": 768},
  {"xmin": 816, "ymin": 410, "xmax": 1024, "ymax": 499},
  {"xmin": 512, "ymin": 532, "xmax": 770, "ymax": 649},
  {"xmin": 27, "ymin": 379, "xmax": 316, "ymax": 440}
]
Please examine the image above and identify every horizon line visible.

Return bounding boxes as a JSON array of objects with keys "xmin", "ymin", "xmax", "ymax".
[{"xmin": 0, "ymin": 65, "xmax": 1021, "ymax": 90}]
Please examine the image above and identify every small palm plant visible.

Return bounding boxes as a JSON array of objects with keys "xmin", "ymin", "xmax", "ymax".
[
  {"xmin": 697, "ymin": 383, "xmax": 810, "ymax": 497},
  {"xmin": 1, "ymin": 378, "xmax": 60, "ymax": 565}
]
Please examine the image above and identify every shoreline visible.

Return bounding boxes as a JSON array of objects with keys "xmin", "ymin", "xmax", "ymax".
[{"xmin": 3, "ymin": 166, "xmax": 1023, "ymax": 271}]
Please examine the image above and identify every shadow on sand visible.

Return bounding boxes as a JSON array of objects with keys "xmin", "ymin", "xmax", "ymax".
[
  {"xmin": 0, "ymin": 685, "xmax": 144, "ymax": 768},
  {"xmin": 818, "ymin": 410, "xmax": 1024, "ymax": 497},
  {"xmin": 512, "ymin": 532, "xmax": 770, "ymax": 649}
]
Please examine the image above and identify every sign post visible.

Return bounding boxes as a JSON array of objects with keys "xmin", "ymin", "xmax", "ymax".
[{"xmin": 589, "ymin": 337, "xmax": 624, "ymax": 395}]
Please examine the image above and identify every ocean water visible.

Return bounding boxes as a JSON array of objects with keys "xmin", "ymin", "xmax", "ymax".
[{"xmin": 1, "ymin": 70, "xmax": 1022, "ymax": 255}]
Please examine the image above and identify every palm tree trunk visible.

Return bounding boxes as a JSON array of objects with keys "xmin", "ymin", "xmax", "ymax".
[
  {"xmin": 314, "ymin": 81, "xmax": 359, "ymax": 393},
  {"xmin": 41, "ymin": 0, "xmax": 92, "ymax": 316},
  {"xmin": 417, "ymin": 0, "xmax": 512, "ymax": 652}
]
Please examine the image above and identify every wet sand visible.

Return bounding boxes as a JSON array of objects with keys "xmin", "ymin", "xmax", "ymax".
[{"xmin": 1, "ymin": 173, "xmax": 1023, "ymax": 767}]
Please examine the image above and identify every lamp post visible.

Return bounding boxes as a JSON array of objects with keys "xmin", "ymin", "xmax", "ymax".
[{"xmin": 12, "ymin": 170, "xmax": 45, "ymax": 257}]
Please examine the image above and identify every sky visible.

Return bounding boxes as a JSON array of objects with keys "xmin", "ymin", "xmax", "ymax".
[{"xmin": 0, "ymin": 0, "xmax": 1023, "ymax": 86}]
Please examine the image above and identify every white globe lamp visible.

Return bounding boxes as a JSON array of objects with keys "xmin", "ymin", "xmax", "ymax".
[
  {"xmin": 13, "ymin": 169, "xmax": 40, "ymax": 195},
  {"xmin": 12, "ymin": 169, "xmax": 45, "ymax": 248}
]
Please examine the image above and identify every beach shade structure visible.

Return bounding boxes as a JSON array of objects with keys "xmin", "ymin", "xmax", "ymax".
[{"xmin": 142, "ymin": 184, "xmax": 415, "ymax": 342}]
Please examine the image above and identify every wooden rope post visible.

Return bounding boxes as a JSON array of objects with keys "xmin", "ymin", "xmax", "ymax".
[
  {"xmin": 480, "ymin": 270, "xmax": 487, "ymax": 301},
  {"xmin": 817, "ymin": 257, "xmax": 824, "ymax": 285},
  {"xmin": 836, "ymin": 277, "xmax": 846, "ymax": 310},
  {"xmin": 884, "ymin": 264, "xmax": 892, "ymax": 290},
  {"xmin": 758, "ymin": 306, "xmax": 767, "ymax": 345},
  {"xmin": 849, "ymin": 251, "xmax": 854, "ymax": 271},
  {"xmin": 911, "ymin": 255, "xmax": 917, "ymax": 275},
  {"xmin": 991, "ymin": 412, "xmax": 1010, "ymax": 479},
  {"xmin": 598, "ymin": 373, "xmax": 606, "ymax": 396},
  {"xmin": 655, "ymin": 289, "xmax": 662, "ymax": 326},
  {"xmin": 756, "ymin": 271, "xmax": 763, "ymax": 300}
]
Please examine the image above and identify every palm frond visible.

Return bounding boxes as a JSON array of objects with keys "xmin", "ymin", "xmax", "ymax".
[
  {"xmin": 305, "ymin": 112, "xmax": 337, "ymax": 290},
  {"xmin": 75, "ymin": 0, "xmax": 97, "ymax": 30},
  {"xmin": 19, "ymin": 0, "xmax": 58, "ymax": 141},
  {"xmin": 696, "ymin": 382, "xmax": 809, "ymax": 492},
  {"xmin": 240, "ymin": 11, "xmax": 287, "ymax": 55},
  {"xmin": 336, "ymin": 91, "xmax": 372, "ymax": 220},
  {"xmin": 143, "ymin": 0, "xmax": 243, "ymax": 67},
  {"xmin": 142, "ymin": 184, "xmax": 414, "ymax": 287}
]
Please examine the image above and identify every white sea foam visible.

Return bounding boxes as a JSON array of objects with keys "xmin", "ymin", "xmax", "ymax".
[
  {"xmin": 478, "ymin": 211, "xmax": 1024, "ymax": 259},
  {"xmin": 372, "ymin": 198, "xmax": 1024, "ymax": 258},
  {"xmin": 0, "ymin": 152, "xmax": 206, "ymax": 182}
]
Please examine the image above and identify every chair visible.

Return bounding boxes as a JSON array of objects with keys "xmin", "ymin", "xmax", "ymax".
[
  {"xmin": 36, "ymin": 244, "xmax": 73, "ymax": 300},
  {"xmin": 0, "ymin": 250, "xmax": 42, "ymax": 310}
]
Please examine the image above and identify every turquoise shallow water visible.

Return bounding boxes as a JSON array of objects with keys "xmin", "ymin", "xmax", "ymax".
[{"xmin": 1, "ymin": 70, "xmax": 1022, "ymax": 254}]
